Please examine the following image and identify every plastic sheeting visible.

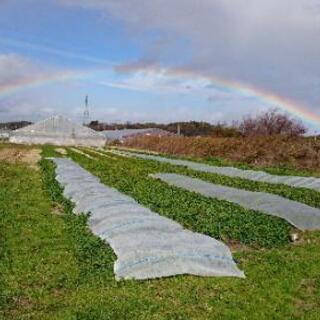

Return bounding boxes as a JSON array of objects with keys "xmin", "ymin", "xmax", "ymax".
[
  {"xmin": 10, "ymin": 115, "xmax": 105, "ymax": 147},
  {"xmin": 110, "ymin": 150, "xmax": 320, "ymax": 192},
  {"xmin": 102, "ymin": 128, "xmax": 173, "ymax": 142},
  {"xmin": 51, "ymin": 158, "xmax": 245, "ymax": 280},
  {"xmin": 152, "ymin": 173, "xmax": 320, "ymax": 231}
]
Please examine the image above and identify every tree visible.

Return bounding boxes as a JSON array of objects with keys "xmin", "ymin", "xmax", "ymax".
[{"xmin": 238, "ymin": 109, "xmax": 306, "ymax": 137}]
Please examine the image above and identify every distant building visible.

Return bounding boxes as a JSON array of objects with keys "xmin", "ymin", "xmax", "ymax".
[
  {"xmin": 101, "ymin": 128, "xmax": 174, "ymax": 143},
  {"xmin": 9, "ymin": 115, "xmax": 106, "ymax": 147}
]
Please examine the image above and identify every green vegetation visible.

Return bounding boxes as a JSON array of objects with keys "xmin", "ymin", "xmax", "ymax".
[
  {"xmin": 122, "ymin": 134, "xmax": 320, "ymax": 175},
  {"xmin": 106, "ymin": 148, "xmax": 320, "ymax": 209},
  {"xmin": 166, "ymin": 152, "xmax": 320, "ymax": 177},
  {"xmin": 69, "ymin": 147, "xmax": 292, "ymax": 248},
  {"xmin": 1, "ymin": 144, "xmax": 320, "ymax": 319},
  {"xmin": 0, "ymin": 160, "xmax": 79, "ymax": 319},
  {"xmin": 112, "ymin": 145, "xmax": 319, "ymax": 177}
]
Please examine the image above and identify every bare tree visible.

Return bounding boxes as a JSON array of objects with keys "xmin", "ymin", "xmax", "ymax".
[{"xmin": 238, "ymin": 109, "xmax": 306, "ymax": 136}]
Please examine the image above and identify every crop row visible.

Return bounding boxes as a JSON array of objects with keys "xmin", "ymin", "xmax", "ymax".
[
  {"xmin": 121, "ymin": 135, "xmax": 320, "ymax": 175},
  {"xmin": 107, "ymin": 148, "xmax": 320, "ymax": 209},
  {"xmin": 65, "ymin": 147, "xmax": 292, "ymax": 248},
  {"xmin": 40, "ymin": 149, "xmax": 117, "ymax": 284},
  {"xmin": 112, "ymin": 146, "xmax": 318, "ymax": 177}
]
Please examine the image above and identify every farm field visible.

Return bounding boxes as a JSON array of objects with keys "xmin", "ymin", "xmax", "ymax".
[
  {"xmin": 1, "ymin": 143, "xmax": 320, "ymax": 319},
  {"xmin": 122, "ymin": 135, "xmax": 320, "ymax": 175}
]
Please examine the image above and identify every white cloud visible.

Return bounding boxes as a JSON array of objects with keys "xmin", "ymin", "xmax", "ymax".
[
  {"xmin": 0, "ymin": 53, "xmax": 83, "ymax": 122},
  {"xmin": 0, "ymin": 37, "xmax": 115, "ymax": 66},
  {"xmin": 0, "ymin": 53, "xmax": 46, "ymax": 86},
  {"xmin": 0, "ymin": 96, "xmax": 55, "ymax": 122},
  {"xmin": 59, "ymin": 0, "xmax": 320, "ymax": 115},
  {"xmin": 99, "ymin": 68, "xmax": 214, "ymax": 95},
  {"xmin": 0, "ymin": 54, "xmax": 51, "ymax": 121}
]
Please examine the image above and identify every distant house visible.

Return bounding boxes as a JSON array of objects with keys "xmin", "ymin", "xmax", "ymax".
[
  {"xmin": 9, "ymin": 115, "xmax": 106, "ymax": 147},
  {"xmin": 101, "ymin": 128, "xmax": 174, "ymax": 143}
]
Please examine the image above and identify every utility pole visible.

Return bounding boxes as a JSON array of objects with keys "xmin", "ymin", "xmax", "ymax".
[{"xmin": 177, "ymin": 123, "xmax": 181, "ymax": 136}]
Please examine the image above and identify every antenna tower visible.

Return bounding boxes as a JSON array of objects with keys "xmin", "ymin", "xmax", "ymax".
[{"xmin": 83, "ymin": 95, "xmax": 90, "ymax": 125}]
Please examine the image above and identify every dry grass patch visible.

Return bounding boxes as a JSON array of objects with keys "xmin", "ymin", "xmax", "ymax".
[
  {"xmin": 0, "ymin": 147, "xmax": 41, "ymax": 170},
  {"xmin": 51, "ymin": 203, "xmax": 65, "ymax": 216},
  {"xmin": 123, "ymin": 135, "xmax": 320, "ymax": 175}
]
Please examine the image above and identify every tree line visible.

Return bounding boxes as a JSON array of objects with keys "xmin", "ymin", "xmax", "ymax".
[
  {"xmin": 0, "ymin": 109, "xmax": 308, "ymax": 137},
  {"xmin": 0, "ymin": 121, "xmax": 32, "ymax": 130},
  {"xmin": 89, "ymin": 109, "xmax": 307, "ymax": 137}
]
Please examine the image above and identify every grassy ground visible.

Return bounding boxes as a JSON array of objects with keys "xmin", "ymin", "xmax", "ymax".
[
  {"xmin": 0, "ymin": 158, "xmax": 79, "ymax": 319},
  {"xmin": 1, "ymin": 144, "xmax": 320, "ymax": 319}
]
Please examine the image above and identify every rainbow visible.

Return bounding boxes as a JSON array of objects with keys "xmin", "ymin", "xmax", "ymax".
[
  {"xmin": 210, "ymin": 76, "xmax": 320, "ymax": 126},
  {"xmin": 167, "ymin": 67, "xmax": 320, "ymax": 127},
  {"xmin": 0, "ymin": 69, "xmax": 89, "ymax": 99},
  {"xmin": 1, "ymin": 66, "xmax": 319, "ymax": 127}
]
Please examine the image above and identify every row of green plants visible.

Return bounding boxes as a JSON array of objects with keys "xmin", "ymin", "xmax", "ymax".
[
  {"xmin": 0, "ymin": 158, "xmax": 79, "ymax": 318},
  {"xmin": 2, "ymin": 145, "xmax": 320, "ymax": 319},
  {"xmin": 112, "ymin": 146, "xmax": 319, "ymax": 177},
  {"xmin": 41, "ymin": 149, "xmax": 149, "ymax": 318},
  {"xmin": 107, "ymin": 148, "xmax": 320, "ymax": 209},
  {"xmin": 67, "ymin": 147, "xmax": 293, "ymax": 248},
  {"xmin": 41, "ymin": 146, "xmax": 116, "ymax": 284},
  {"xmin": 1, "ymin": 146, "xmax": 215, "ymax": 319},
  {"xmin": 121, "ymin": 135, "xmax": 320, "ymax": 175}
]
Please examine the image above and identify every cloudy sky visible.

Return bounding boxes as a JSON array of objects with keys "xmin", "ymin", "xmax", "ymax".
[{"xmin": 0, "ymin": 0, "xmax": 319, "ymax": 131}]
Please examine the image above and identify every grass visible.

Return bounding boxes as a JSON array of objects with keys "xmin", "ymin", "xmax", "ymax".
[
  {"xmin": 1, "ymin": 144, "xmax": 320, "ymax": 319},
  {"xmin": 0, "ymin": 160, "xmax": 79, "ymax": 319}
]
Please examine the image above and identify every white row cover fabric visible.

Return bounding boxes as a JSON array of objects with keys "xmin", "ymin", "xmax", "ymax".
[
  {"xmin": 152, "ymin": 173, "xmax": 320, "ymax": 231},
  {"xmin": 51, "ymin": 158, "xmax": 245, "ymax": 280},
  {"xmin": 110, "ymin": 150, "xmax": 320, "ymax": 192}
]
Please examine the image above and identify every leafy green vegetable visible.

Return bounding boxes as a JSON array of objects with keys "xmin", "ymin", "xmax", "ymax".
[{"xmin": 68, "ymin": 148, "xmax": 292, "ymax": 248}]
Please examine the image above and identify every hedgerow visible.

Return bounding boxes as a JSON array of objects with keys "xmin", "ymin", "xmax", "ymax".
[{"xmin": 67, "ymin": 148, "xmax": 292, "ymax": 248}]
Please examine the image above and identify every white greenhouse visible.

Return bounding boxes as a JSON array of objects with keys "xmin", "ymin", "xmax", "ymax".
[{"xmin": 9, "ymin": 115, "xmax": 105, "ymax": 147}]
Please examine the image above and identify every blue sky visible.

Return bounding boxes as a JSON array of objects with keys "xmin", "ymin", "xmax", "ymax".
[{"xmin": 0, "ymin": 0, "xmax": 319, "ymax": 132}]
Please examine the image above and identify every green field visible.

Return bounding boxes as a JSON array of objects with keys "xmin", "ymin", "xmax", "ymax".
[{"xmin": 1, "ymin": 144, "xmax": 320, "ymax": 319}]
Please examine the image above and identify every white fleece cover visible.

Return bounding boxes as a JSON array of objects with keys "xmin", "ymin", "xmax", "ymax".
[{"xmin": 52, "ymin": 158, "xmax": 245, "ymax": 280}]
